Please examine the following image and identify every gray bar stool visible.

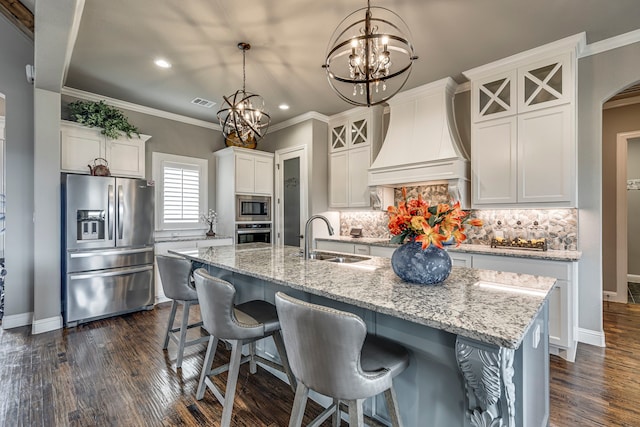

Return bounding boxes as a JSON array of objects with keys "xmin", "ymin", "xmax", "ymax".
[
  {"xmin": 275, "ymin": 292, "xmax": 410, "ymax": 427},
  {"xmin": 193, "ymin": 268, "xmax": 297, "ymax": 427},
  {"xmin": 156, "ymin": 255, "xmax": 209, "ymax": 369}
]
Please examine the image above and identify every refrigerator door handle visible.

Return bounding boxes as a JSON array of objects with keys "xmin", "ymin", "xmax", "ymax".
[
  {"xmin": 69, "ymin": 265, "xmax": 153, "ymax": 280},
  {"xmin": 108, "ymin": 184, "xmax": 115, "ymax": 240},
  {"xmin": 118, "ymin": 185, "xmax": 124, "ymax": 240},
  {"xmin": 69, "ymin": 246, "xmax": 154, "ymax": 258}
]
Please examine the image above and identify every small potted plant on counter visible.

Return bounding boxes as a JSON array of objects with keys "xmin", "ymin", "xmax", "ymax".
[{"xmin": 201, "ymin": 209, "xmax": 218, "ymax": 237}]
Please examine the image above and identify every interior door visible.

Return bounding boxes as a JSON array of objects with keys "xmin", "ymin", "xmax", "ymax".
[{"xmin": 275, "ymin": 146, "xmax": 308, "ymax": 248}]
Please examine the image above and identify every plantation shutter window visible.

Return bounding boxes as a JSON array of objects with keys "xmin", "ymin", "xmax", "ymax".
[
  {"xmin": 152, "ymin": 152, "xmax": 208, "ymax": 231},
  {"xmin": 162, "ymin": 163, "xmax": 200, "ymax": 223}
]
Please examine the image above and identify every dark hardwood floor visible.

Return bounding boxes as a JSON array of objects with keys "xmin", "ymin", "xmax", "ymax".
[
  {"xmin": 549, "ymin": 301, "xmax": 640, "ymax": 427},
  {"xmin": 0, "ymin": 301, "xmax": 639, "ymax": 426}
]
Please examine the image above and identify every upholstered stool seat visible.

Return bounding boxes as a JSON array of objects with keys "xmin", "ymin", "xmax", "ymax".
[
  {"xmin": 193, "ymin": 268, "xmax": 296, "ymax": 427},
  {"xmin": 275, "ymin": 292, "xmax": 410, "ymax": 427},
  {"xmin": 156, "ymin": 255, "xmax": 209, "ymax": 369}
]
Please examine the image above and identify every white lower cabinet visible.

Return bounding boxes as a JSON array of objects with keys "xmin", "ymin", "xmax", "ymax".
[
  {"xmin": 369, "ymin": 245, "xmax": 396, "ymax": 258},
  {"xmin": 154, "ymin": 238, "xmax": 233, "ymax": 303},
  {"xmin": 315, "ymin": 240, "xmax": 355, "ymax": 253},
  {"xmin": 449, "ymin": 251, "xmax": 472, "ymax": 267},
  {"xmin": 471, "ymin": 254, "xmax": 577, "ymax": 362}
]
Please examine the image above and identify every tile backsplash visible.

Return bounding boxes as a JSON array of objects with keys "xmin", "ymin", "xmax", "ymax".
[{"xmin": 339, "ymin": 184, "xmax": 578, "ymax": 250}]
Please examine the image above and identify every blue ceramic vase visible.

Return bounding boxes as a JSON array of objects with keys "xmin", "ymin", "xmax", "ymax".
[{"xmin": 391, "ymin": 241, "xmax": 452, "ymax": 285}]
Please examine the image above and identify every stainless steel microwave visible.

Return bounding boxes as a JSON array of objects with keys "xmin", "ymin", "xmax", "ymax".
[{"xmin": 236, "ymin": 195, "xmax": 271, "ymax": 222}]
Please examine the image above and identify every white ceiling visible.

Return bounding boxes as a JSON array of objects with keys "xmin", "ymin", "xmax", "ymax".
[{"xmin": 63, "ymin": 0, "xmax": 640, "ymax": 125}]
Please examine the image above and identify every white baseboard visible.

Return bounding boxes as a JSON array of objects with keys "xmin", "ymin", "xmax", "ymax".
[
  {"xmin": 603, "ymin": 290, "xmax": 626, "ymax": 303},
  {"xmin": 628, "ymin": 274, "xmax": 640, "ymax": 284},
  {"xmin": 2, "ymin": 312, "xmax": 33, "ymax": 329},
  {"xmin": 578, "ymin": 328, "xmax": 606, "ymax": 347},
  {"xmin": 31, "ymin": 315, "xmax": 63, "ymax": 334}
]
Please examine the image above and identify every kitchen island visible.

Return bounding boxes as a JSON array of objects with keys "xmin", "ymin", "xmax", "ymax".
[{"xmin": 171, "ymin": 244, "xmax": 555, "ymax": 427}]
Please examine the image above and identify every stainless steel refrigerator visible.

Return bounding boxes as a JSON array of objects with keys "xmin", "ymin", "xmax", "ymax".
[{"xmin": 62, "ymin": 173, "xmax": 155, "ymax": 327}]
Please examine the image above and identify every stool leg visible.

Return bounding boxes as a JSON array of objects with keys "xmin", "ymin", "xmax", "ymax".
[
  {"xmin": 384, "ymin": 386, "xmax": 404, "ymax": 427},
  {"xmin": 331, "ymin": 398, "xmax": 340, "ymax": 427},
  {"xmin": 347, "ymin": 399, "xmax": 365, "ymax": 427},
  {"xmin": 176, "ymin": 300, "xmax": 191, "ymax": 369},
  {"xmin": 249, "ymin": 341, "xmax": 257, "ymax": 374},
  {"xmin": 163, "ymin": 300, "xmax": 178, "ymax": 350},
  {"xmin": 196, "ymin": 335, "xmax": 218, "ymax": 400},
  {"xmin": 288, "ymin": 381, "xmax": 309, "ymax": 427},
  {"xmin": 273, "ymin": 331, "xmax": 297, "ymax": 392},
  {"xmin": 220, "ymin": 339, "xmax": 243, "ymax": 427}
]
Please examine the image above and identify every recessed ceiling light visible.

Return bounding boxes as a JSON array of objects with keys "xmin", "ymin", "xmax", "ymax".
[
  {"xmin": 279, "ymin": 104, "xmax": 290, "ymax": 110},
  {"xmin": 154, "ymin": 58, "xmax": 172, "ymax": 69}
]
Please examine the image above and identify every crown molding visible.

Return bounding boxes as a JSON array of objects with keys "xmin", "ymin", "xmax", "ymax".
[
  {"xmin": 269, "ymin": 111, "xmax": 329, "ymax": 132},
  {"xmin": 61, "ymin": 86, "xmax": 222, "ymax": 131},
  {"xmin": 464, "ymin": 32, "xmax": 586, "ymax": 80},
  {"xmin": 580, "ymin": 29, "xmax": 640, "ymax": 58}
]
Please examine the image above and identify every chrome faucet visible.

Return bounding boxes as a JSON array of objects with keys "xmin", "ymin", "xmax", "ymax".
[{"xmin": 304, "ymin": 215, "xmax": 334, "ymax": 260}]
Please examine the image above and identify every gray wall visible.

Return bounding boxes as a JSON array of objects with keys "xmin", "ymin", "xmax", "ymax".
[
  {"xmin": 628, "ymin": 138, "xmax": 640, "ymax": 277},
  {"xmin": 578, "ymin": 40, "xmax": 640, "ymax": 337},
  {"xmin": 454, "ymin": 91, "xmax": 471, "ymax": 158},
  {"xmin": 260, "ymin": 118, "xmax": 329, "ymax": 215},
  {"xmin": 601, "ymin": 103, "xmax": 640, "ymax": 291},
  {"xmin": 0, "ymin": 14, "xmax": 35, "ymax": 321}
]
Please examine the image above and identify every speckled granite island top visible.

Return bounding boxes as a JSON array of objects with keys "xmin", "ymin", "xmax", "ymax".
[{"xmin": 170, "ymin": 244, "xmax": 556, "ymax": 350}]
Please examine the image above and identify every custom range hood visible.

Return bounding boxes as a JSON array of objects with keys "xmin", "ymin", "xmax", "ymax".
[{"xmin": 368, "ymin": 77, "xmax": 471, "ymax": 208}]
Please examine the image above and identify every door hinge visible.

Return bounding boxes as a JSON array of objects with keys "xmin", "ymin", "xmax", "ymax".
[
  {"xmin": 276, "ymin": 163, "xmax": 280, "ymax": 170},
  {"xmin": 277, "ymin": 198, "xmax": 280, "ymax": 204}
]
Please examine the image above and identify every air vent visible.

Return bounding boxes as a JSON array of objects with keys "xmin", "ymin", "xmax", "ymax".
[{"xmin": 190, "ymin": 97, "xmax": 216, "ymax": 108}]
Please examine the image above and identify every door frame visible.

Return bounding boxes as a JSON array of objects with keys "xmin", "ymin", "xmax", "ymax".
[
  {"xmin": 274, "ymin": 145, "xmax": 308, "ymax": 247},
  {"xmin": 614, "ymin": 130, "xmax": 640, "ymax": 303}
]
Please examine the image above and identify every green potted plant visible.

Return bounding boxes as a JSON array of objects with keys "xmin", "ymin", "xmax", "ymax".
[{"xmin": 68, "ymin": 100, "xmax": 140, "ymax": 139}]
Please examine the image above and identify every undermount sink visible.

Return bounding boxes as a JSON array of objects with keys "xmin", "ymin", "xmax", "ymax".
[{"xmin": 308, "ymin": 251, "xmax": 370, "ymax": 264}]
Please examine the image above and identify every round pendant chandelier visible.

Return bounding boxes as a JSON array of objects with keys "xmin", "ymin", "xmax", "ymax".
[
  {"xmin": 323, "ymin": 0, "xmax": 418, "ymax": 107},
  {"xmin": 217, "ymin": 43, "xmax": 271, "ymax": 148}
]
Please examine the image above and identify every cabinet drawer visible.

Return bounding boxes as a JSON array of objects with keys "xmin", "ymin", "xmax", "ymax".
[{"xmin": 369, "ymin": 246, "xmax": 395, "ymax": 258}]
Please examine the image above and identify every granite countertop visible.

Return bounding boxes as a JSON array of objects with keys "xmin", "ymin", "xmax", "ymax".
[
  {"xmin": 155, "ymin": 235, "xmax": 233, "ymax": 243},
  {"xmin": 316, "ymin": 236, "xmax": 582, "ymax": 261},
  {"xmin": 170, "ymin": 244, "xmax": 556, "ymax": 349}
]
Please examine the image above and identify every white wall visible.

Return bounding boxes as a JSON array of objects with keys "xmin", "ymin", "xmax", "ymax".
[{"xmin": 0, "ymin": 14, "xmax": 35, "ymax": 326}]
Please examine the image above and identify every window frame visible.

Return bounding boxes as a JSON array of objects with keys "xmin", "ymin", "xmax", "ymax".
[{"xmin": 152, "ymin": 152, "xmax": 208, "ymax": 231}]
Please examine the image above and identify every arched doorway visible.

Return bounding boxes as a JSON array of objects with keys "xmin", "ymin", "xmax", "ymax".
[{"xmin": 601, "ymin": 82, "xmax": 640, "ymax": 303}]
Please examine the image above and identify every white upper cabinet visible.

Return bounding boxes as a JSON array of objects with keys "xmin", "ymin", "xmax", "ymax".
[
  {"xmin": 472, "ymin": 70, "xmax": 517, "ymax": 123},
  {"xmin": 518, "ymin": 53, "xmax": 572, "ymax": 113},
  {"xmin": 465, "ymin": 35, "xmax": 583, "ymax": 208},
  {"xmin": 328, "ymin": 109, "xmax": 376, "ymax": 208},
  {"xmin": 60, "ymin": 120, "xmax": 150, "ymax": 178},
  {"xmin": 215, "ymin": 146, "xmax": 274, "ymax": 195}
]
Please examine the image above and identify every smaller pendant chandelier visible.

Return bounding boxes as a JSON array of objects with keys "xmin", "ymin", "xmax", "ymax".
[
  {"xmin": 217, "ymin": 42, "xmax": 270, "ymax": 148},
  {"xmin": 323, "ymin": 0, "xmax": 418, "ymax": 107}
]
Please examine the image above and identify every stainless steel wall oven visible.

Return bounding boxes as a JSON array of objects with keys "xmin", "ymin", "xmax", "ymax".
[{"xmin": 236, "ymin": 223, "xmax": 272, "ymax": 245}]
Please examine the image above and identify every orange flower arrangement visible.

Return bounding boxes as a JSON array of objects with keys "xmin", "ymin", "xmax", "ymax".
[{"xmin": 387, "ymin": 188, "xmax": 483, "ymax": 250}]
